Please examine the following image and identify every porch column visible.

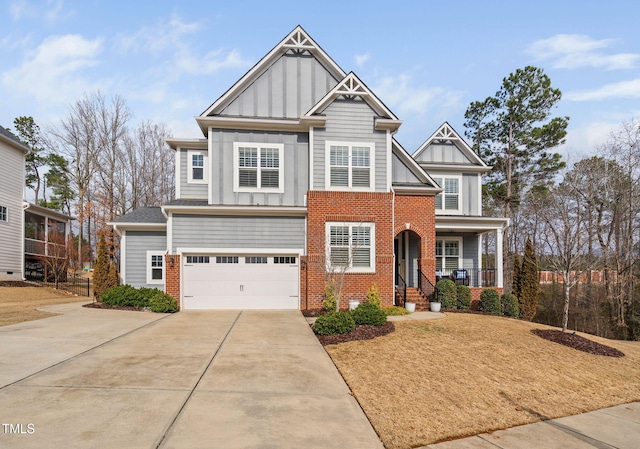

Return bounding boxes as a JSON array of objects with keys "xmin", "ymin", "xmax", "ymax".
[
  {"xmin": 477, "ymin": 233, "xmax": 483, "ymax": 288},
  {"xmin": 496, "ymin": 228, "xmax": 504, "ymax": 288},
  {"xmin": 44, "ymin": 216, "xmax": 49, "ymax": 257}
]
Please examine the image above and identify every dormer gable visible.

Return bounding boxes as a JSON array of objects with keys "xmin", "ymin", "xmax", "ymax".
[
  {"xmin": 306, "ymin": 72, "xmax": 402, "ymax": 132},
  {"xmin": 392, "ymin": 139, "xmax": 441, "ymax": 195},
  {"xmin": 413, "ymin": 122, "xmax": 490, "ymax": 172}
]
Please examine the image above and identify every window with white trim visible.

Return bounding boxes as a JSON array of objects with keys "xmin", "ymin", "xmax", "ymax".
[
  {"xmin": 233, "ymin": 142, "xmax": 284, "ymax": 192},
  {"xmin": 326, "ymin": 222, "xmax": 375, "ymax": 272},
  {"xmin": 0, "ymin": 206, "xmax": 7, "ymax": 222},
  {"xmin": 147, "ymin": 251, "xmax": 164, "ymax": 284},
  {"xmin": 326, "ymin": 142, "xmax": 374, "ymax": 190},
  {"xmin": 435, "ymin": 239, "xmax": 461, "ymax": 272},
  {"xmin": 433, "ymin": 177, "xmax": 460, "ymax": 212},
  {"xmin": 187, "ymin": 150, "xmax": 208, "ymax": 183}
]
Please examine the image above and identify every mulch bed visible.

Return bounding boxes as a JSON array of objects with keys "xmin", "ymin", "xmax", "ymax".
[
  {"xmin": 83, "ymin": 302, "xmax": 145, "ymax": 312},
  {"xmin": 531, "ymin": 329, "xmax": 625, "ymax": 357},
  {"xmin": 315, "ymin": 322, "xmax": 395, "ymax": 346},
  {"xmin": 0, "ymin": 281, "xmax": 37, "ymax": 287}
]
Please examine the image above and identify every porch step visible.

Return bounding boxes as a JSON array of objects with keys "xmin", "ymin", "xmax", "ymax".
[{"xmin": 396, "ymin": 287, "xmax": 431, "ymax": 311}]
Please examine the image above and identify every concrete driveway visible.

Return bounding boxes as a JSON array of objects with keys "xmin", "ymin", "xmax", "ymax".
[{"xmin": 0, "ymin": 304, "xmax": 383, "ymax": 449}]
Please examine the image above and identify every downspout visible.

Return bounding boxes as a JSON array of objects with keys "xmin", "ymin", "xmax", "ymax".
[{"xmin": 391, "ymin": 186, "xmax": 396, "ymax": 305}]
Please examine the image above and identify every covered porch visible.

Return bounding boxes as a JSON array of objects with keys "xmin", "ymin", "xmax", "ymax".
[{"xmin": 435, "ymin": 216, "xmax": 509, "ymax": 289}]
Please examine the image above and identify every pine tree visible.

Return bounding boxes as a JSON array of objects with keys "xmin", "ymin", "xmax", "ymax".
[
  {"xmin": 519, "ymin": 237, "xmax": 539, "ymax": 320},
  {"xmin": 512, "ymin": 253, "xmax": 522, "ymax": 300},
  {"xmin": 107, "ymin": 262, "xmax": 119, "ymax": 290},
  {"xmin": 93, "ymin": 233, "xmax": 110, "ymax": 300}
]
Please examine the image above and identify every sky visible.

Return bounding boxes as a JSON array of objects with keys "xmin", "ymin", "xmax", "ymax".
[{"xmin": 1, "ymin": 0, "xmax": 640, "ymax": 162}]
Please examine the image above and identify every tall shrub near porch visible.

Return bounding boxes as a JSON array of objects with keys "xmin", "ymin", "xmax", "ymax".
[{"xmin": 519, "ymin": 238, "xmax": 539, "ymax": 320}]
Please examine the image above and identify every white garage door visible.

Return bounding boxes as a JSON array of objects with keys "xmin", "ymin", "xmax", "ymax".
[{"xmin": 182, "ymin": 254, "xmax": 299, "ymax": 310}]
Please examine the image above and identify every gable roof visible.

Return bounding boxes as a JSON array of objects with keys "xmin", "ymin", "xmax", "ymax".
[
  {"xmin": 305, "ymin": 72, "xmax": 400, "ymax": 127},
  {"xmin": 201, "ymin": 26, "xmax": 346, "ymax": 118},
  {"xmin": 0, "ymin": 125, "xmax": 29, "ymax": 153},
  {"xmin": 111, "ymin": 207, "xmax": 167, "ymax": 225},
  {"xmin": 412, "ymin": 122, "xmax": 489, "ymax": 172},
  {"xmin": 392, "ymin": 138, "xmax": 441, "ymax": 193}
]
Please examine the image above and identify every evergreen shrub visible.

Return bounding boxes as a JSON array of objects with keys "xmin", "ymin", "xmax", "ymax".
[
  {"xmin": 480, "ymin": 289, "xmax": 501, "ymax": 315},
  {"xmin": 351, "ymin": 301, "xmax": 387, "ymax": 326},
  {"xmin": 314, "ymin": 311, "xmax": 355, "ymax": 335},
  {"xmin": 436, "ymin": 279, "xmax": 457, "ymax": 309},
  {"xmin": 456, "ymin": 285, "xmax": 471, "ymax": 309},
  {"xmin": 501, "ymin": 293, "xmax": 519, "ymax": 318}
]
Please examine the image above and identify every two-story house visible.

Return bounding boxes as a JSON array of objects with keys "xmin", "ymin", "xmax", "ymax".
[
  {"xmin": 112, "ymin": 26, "xmax": 507, "ymax": 310},
  {"xmin": 0, "ymin": 125, "xmax": 28, "ymax": 281}
]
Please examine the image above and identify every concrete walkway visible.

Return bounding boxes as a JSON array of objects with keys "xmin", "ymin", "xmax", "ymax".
[{"xmin": 0, "ymin": 304, "xmax": 382, "ymax": 448}]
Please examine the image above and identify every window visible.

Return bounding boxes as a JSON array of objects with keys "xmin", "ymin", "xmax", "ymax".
[
  {"xmin": 186, "ymin": 256, "xmax": 210, "ymax": 264},
  {"xmin": 326, "ymin": 222, "xmax": 375, "ymax": 272},
  {"xmin": 0, "ymin": 206, "xmax": 6, "ymax": 222},
  {"xmin": 433, "ymin": 177, "xmax": 460, "ymax": 212},
  {"xmin": 216, "ymin": 256, "xmax": 239, "ymax": 264},
  {"xmin": 233, "ymin": 143, "xmax": 284, "ymax": 192},
  {"xmin": 245, "ymin": 256, "xmax": 267, "ymax": 264},
  {"xmin": 435, "ymin": 239, "xmax": 461, "ymax": 273},
  {"xmin": 326, "ymin": 142, "xmax": 374, "ymax": 190},
  {"xmin": 146, "ymin": 251, "xmax": 164, "ymax": 284},
  {"xmin": 187, "ymin": 150, "xmax": 208, "ymax": 183},
  {"xmin": 274, "ymin": 256, "xmax": 296, "ymax": 264}
]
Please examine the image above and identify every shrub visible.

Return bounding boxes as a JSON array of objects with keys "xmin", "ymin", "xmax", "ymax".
[
  {"xmin": 322, "ymin": 283, "xmax": 337, "ymax": 312},
  {"xmin": 480, "ymin": 289, "xmax": 501, "ymax": 315},
  {"xmin": 149, "ymin": 292, "xmax": 179, "ymax": 313},
  {"xmin": 314, "ymin": 311, "xmax": 355, "ymax": 335},
  {"xmin": 351, "ymin": 301, "xmax": 387, "ymax": 326},
  {"xmin": 383, "ymin": 306, "xmax": 410, "ymax": 316},
  {"xmin": 456, "ymin": 285, "xmax": 471, "ymax": 309},
  {"xmin": 101, "ymin": 284, "xmax": 146, "ymax": 308},
  {"xmin": 436, "ymin": 279, "xmax": 457, "ymax": 309},
  {"xmin": 366, "ymin": 283, "xmax": 382, "ymax": 307},
  {"xmin": 501, "ymin": 293, "xmax": 519, "ymax": 318}
]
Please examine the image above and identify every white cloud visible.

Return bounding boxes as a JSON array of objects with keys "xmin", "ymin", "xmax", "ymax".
[
  {"xmin": 9, "ymin": 0, "xmax": 74, "ymax": 23},
  {"xmin": 1, "ymin": 34, "xmax": 104, "ymax": 102},
  {"xmin": 115, "ymin": 14, "xmax": 251, "ymax": 77},
  {"xmin": 373, "ymin": 74, "xmax": 464, "ymax": 118},
  {"xmin": 527, "ymin": 34, "xmax": 640, "ymax": 70},
  {"xmin": 355, "ymin": 53, "xmax": 370, "ymax": 67},
  {"xmin": 566, "ymin": 78, "xmax": 640, "ymax": 101}
]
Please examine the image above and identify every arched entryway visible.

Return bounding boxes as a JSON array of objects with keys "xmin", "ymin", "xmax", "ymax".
[{"xmin": 394, "ymin": 230, "xmax": 421, "ymax": 288}]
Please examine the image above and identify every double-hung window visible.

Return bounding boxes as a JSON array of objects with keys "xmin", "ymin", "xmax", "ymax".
[
  {"xmin": 435, "ymin": 239, "xmax": 461, "ymax": 273},
  {"xmin": 326, "ymin": 222, "xmax": 375, "ymax": 272},
  {"xmin": 234, "ymin": 143, "xmax": 284, "ymax": 192},
  {"xmin": 187, "ymin": 150, "xmax": 208, "ymax": 183},
  {"xmin": 0, "ymin": 206, "xmax": 7, "ymax": 222},
  {"xmin": 433, "ymin": 176, "xmax": 460, "ymax": 212},
  {"xmin": 147, "ymin": 251, "xmax": 164, "ymax": 285},
  {"xmin": 326, "ymin": 142, "xmax": 374, "ymax": 190}
]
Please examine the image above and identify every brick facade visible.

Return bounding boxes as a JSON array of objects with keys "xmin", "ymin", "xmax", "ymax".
[{"xmin": 164, "ymin": 254, "xmax": 181, "ymax": 310}]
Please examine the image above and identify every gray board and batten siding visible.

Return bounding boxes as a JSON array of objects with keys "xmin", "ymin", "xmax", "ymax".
[
  {"xmin": 414, "ymin": 142, "xmax": 475, "ymax": 165},
  {"xmin": 124, "ymin": 231, "xmax": 167, "ymax": 288},
  {"xmin": 208, "ymin": 130, "xmax": 309, "ymax": 207},
  {"xmin": 392, "ymin": 151, "xmax": 422, "ymax": 185},
  {"xmin": 313, "ymin": 99, "xmax": 388, "ymax": 191},
  {"xmin": 171, "ymin": 215, "xmax": 305, "ymax": 254},
  {"xmin": 218, "ymin": 51, "xmax": 339, "ymax": 119},
  {"xmin": 179, "ymin": 149, "xmax": 208, "ymax": 200}
]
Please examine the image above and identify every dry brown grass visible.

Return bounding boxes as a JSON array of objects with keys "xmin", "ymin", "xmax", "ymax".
[
  {"xmin": 324, "ymin": 313, "xmax": 640, "ymax": 449},
  {"xmin": 0, "ymin": 286, "xmax": 89, "ymax": 326}
]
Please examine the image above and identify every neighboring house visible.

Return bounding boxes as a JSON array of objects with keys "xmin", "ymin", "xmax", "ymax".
[
  {"xmin": 0, "ymin": 125, "xmax": 28, "ymax": 281},
  {"xmin": 23, "ymin": 203, "xmax": 74, "ymax": 279},
  {"xmin": 112, "ymin": 26, "xmax": 508, "ymax": 310}
]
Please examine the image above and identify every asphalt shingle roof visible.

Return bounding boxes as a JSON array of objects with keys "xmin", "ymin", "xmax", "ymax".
[
  {"xmin": 113, "ymin": 207, "xmax": 166, "ymax": 224},
  {"xmin": 0, "ymin": 125, "xmax": 25, "ymax": 145}
]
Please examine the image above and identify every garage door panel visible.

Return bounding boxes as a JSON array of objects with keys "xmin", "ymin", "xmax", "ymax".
[{"xmin": 182, "ymin": 254, "xmax": 299, "ymax": 310}]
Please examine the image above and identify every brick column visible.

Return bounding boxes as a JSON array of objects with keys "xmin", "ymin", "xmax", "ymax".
[{"xmin": 165, "ymin": 254, "xmax": 181, "ymax": 310}]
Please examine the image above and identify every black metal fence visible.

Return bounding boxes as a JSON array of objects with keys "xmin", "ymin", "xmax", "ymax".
[
  {"xmin": 436, "ymin": 268, "xmax": 497, "ymax": 287},
  {"xmin": 25, "ymin": 272, "xmax": 91, "ymax": 297}
]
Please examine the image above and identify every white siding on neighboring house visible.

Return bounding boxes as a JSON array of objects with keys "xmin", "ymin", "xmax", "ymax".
[{"xmin": 0, "ymin": 144, "xmax": 25, "ymax": 280}]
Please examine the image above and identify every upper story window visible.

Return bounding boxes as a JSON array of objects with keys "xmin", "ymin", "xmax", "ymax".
[
  {"xmin": 0, "ymin": 206, "xmax": 7, "ymax": 222},
  {"xmin": 233, "ymin": 143, "xmax": 284, "ymax": 193},
  {"xmin": 188, "ymin": 150, "xmax": 208, "ymax": 184},
  {"xmin": 326, "ymin": 222, "xmax": 375, "ymax": 273},
  {"xmin": 326, "ymin": 141, "xmax": 375, "ymax": 190},
  {"xmin": 433, "ymin": 176, "xmax": 460, "ymax": 212}
]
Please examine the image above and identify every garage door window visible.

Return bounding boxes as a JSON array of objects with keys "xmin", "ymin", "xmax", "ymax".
[
  {"xmin": 274, "ymin": 256, "xmax": 296, "ymax": 264},
  {"xmin": 216, "ymin": 256, "xmax": 239, "ymax": 264},
  {"xmin": 147, "ymin": 251, "xmax": 164, "ymax": 284},
  {"xmin": 245, "ymin": 256, "xmax": 267, "ymax": 264},
  {"xmin": 186, "ymin": 256, "xmax": 210, "ymax": 264}
]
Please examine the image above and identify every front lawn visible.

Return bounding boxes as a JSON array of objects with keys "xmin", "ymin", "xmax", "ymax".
[{"xmin": 324, "ymin": 313, "xmax": 640, "ymax": 449}]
